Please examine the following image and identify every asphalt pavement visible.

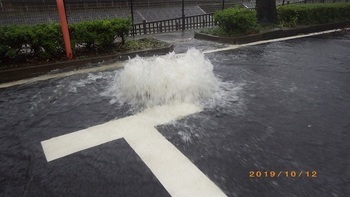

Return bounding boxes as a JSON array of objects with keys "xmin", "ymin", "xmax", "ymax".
[{"xmin": 0, "ymin": 31, "xmax": 349, "ymax": 197}]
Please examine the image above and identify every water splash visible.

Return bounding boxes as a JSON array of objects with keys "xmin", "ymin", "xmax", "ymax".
[{"xmin": 105, "ymin": 48, "xmax": 244, "ymax": 112}]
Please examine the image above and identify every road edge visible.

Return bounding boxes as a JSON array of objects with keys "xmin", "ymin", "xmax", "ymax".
[{"xmin": 0, "ymin": 43, "xmax": 174, "ymax": 83}]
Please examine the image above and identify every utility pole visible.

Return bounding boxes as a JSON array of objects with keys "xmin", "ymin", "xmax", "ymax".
[
  {"xmin": 182, "ymin": 0, "xmax": 185, "ymax": 31},
  {"xmin": 222, "ymin": 0, "xmax": 225, "ymax": 10},
  {"xmin": 63, "ymin": 0, "xmax": 68, "ymax": 23},
  {"xmin": 56, "ymin": 0, "xmax": 73, "ymax": 59}
]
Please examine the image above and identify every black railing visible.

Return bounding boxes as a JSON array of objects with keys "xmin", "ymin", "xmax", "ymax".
[
  {"xmin": 0, "ymin": 1, "xmax": 236, "ymax": 11},
  {"xmin": 131, "ymin": 13, "xmax": 214, "ymax": 35}
]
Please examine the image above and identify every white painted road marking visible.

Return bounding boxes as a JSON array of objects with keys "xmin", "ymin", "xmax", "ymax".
[
  {"xmin": 41, "ymin": 103, "xmax": 227, "ymax": 197},
  {"xmin": 203, "ymin": 29, "xmax": 347, "ymax": 54}
]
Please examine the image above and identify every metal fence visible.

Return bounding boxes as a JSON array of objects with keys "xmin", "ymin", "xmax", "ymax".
[
  {"xmin": 132, "ymin": 13, "xmax": 214, "ymax": 35},
  {"xmin": 0, "ymin": 0, "xmax": 348, "ymax": 26},
  {"xmin": 0, "ymin": 0, "xmax": 239, "ymax": 26}
]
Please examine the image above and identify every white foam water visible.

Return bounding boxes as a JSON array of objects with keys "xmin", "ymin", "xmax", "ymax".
[{"xmin": 104, "ymin": 48, "xmax": 244, "ymax": 112}]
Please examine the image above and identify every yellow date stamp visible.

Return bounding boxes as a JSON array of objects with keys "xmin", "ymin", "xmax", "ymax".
[{"xmin": 249, "ymin": 171, "xmax": 317, "ymax": 178}]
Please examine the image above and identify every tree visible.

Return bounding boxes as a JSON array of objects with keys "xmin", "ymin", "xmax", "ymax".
[{"xmin": 256, "ymin": 0, "xmax": 278, "ymax": 24}]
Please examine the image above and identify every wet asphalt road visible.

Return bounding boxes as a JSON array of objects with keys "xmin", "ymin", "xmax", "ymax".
[{"xmin": 1, "ymin": 32, "xmax": 350, "ymax": 197}]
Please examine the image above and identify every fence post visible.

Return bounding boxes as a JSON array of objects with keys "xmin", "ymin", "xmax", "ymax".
[
  {"xmin": 182, "ymin": 0, "xmax": 185, "ymax": 31},
  {"xmin": 143, "ymin": 20, "xmax": 147, "ymax": 34},
  {"xmin": 130, "ymin": 0, "xmax": 135, "ymax": 37},
  {"xmin": 56, "ymin": 0, "xmax": 72, "ymax": 59}
]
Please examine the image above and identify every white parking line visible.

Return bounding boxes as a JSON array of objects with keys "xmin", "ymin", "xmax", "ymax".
[
  {"xmin": 203, "ymin": 29, "xmax": 346, "ymax": 54},
  {"xmin": 41, "ymin": 103, "xmax": 227, "ymax": 197}
]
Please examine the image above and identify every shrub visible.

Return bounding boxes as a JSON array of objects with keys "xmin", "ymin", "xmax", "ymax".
[
  {"xmin": 69, "ymin": 18, "xmax": 131, "ymax": 51},
  {"xmin": 0, "ymin": 18, "xmax": 131, "ymax": 66},
  {"xmin": 0, "ymin": 25, "xmax": 33, "ymax": 62},
  {"xmin": 278, "ymin": 3, "xmax": 350, "ymax": 27},
  {"xmin": 27, "ymin": 23, "xmax": 64, "ymax": 59},
  {"xmin": 0, "ymin": 24, "xmax": 63, "ymax": 62},
  {"xmin": 214, "ymin": 6, "xmax": 258, "ymax": 35}
]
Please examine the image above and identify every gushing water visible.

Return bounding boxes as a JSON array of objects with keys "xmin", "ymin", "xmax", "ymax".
[{"xmin": 105, "ymin": 48, "xmax": 244, "ymax": 112}]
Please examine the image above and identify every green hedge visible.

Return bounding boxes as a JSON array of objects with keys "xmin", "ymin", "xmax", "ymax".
[
  {"xmin": 214, "ymin": 7, "xmax": 258, "ymax": 35},
  {"xmin": 69, "ymin": 18, "xmax": 131, "ymax": 50},
  {"xmin": 278, "ymin": 3, "xmax": 350, "ymax": 27},
  {"xmin": 0, "ymin": 23, "xmax": 63, "ymax": 64},
  {"xmin": 0, "ymin": 18, "xmax": 131, "ymax": 66}
]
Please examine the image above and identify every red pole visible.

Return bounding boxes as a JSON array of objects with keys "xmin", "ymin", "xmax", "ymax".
[{"xmin": 56, "ymin": 0, "xmax": 73, "ymax": 59}]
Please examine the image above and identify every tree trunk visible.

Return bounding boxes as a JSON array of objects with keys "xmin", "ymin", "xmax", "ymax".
[{"xmin": 256, "ymin": 0, "xmax": 278, "ymax": 24}]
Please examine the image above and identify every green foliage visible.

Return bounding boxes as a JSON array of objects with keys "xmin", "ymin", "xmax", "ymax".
[
  {"xmin": 278, "ymin": 3, "xmax": 350, "ymax": 27},
  {"xmin": 1, "ymin": 25, "xmax": 35, "ymax": 62},
  {"xmin": 28, "ymin": 23, "xmax": 63, "ymax": 59},
  {"xmin": 0, "ymin": 18, "xmax": 131, "ymax": 67},
  {"xmin": 214, "ymin": 6, "xmax": 258, "ymax": 35},
  {"xmin": 0, "ymin": 23, "xmax": 63, "ymax": 64},
  {"xmin": 205, "ymin": 3, "xmax": 350, "ymax": 36},
  {"xmin": 69, "ymin": 18, "xmax": 131, "ymax": 51}
]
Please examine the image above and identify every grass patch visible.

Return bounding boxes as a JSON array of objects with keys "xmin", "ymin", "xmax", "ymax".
[{"xmin": 125, "ymin": 38, "xmax": 167, "ymax": 51}]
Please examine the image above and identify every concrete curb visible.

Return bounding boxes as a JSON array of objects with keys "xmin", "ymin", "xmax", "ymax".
[
  {"xmin": 194, "ymin": 21, "xmax": 350, "ymax": 44},
  {"xmin": 0, "ymin": 44, "xmax": 174, "ymax": 83}
]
